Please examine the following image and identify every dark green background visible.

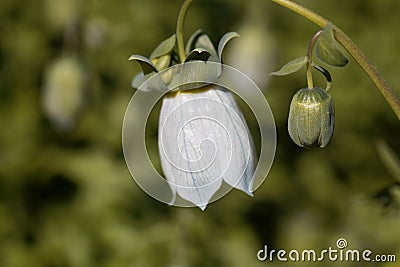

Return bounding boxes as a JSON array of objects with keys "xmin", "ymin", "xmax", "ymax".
[{"xmin": 0, "ymin": 0, "xmax": 399, "ymax": 266}]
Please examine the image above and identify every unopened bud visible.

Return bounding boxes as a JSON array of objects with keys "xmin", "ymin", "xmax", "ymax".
[{"xmin": 288, "ymin": 87, "xmax": 334, "ymax": 148}]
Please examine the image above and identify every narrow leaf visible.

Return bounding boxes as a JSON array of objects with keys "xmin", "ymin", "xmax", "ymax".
[
  {"xmin": 150, "ymin": 34, "xmax": 176, "ymax": 59},
  {"xmin": 270, "ymin": 56, "xmax": 308, "ymax": 76},
  {"xmin": 315, "ymin": 22, "xmax": 349, "ymax": 67}
]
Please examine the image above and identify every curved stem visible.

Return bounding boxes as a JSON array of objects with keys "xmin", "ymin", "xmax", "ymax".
[
  {"xmin": 176, "ymin": 0, "xmax": 196, "ymax": 63},
  {"xmin": 306, "ymin": 30, "xmax": 322, "ymax": 60},
  {"xmin": 306, "ymin": 62, "xmax": 314, "ymax": 89},
  {"xmin": 306, "ymin": 30, "xmax": 323, "ymax": 89},
  {"xmin": 271, "ymin": 0, "xmax": 400, "ymax": 121}
]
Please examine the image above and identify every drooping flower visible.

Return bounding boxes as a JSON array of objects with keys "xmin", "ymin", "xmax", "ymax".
[
  {"xmin": 288, "ymin": 87, "xmax": 334, "ymax": 148},
  {"xmin": 129, "ymin": 31, "xmax": 257, "ymax": 210}
]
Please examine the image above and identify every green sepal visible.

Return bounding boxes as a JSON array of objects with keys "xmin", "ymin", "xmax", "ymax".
[
  {"xmin": 129, "ymin": 55, "xmax": 169, "ymax": 91},
  {"xmin": 314, "ymin": 22, "xmax": 349, "ymax": 67},
  {"xmin": 185, "ymin": 29, "xmax": 204, "ymax": 55},
  {"xmin": 185, "ymin": 30, "xmax": 218, "ymax": 61},
  {"xmin": 128, "ymin": 55, "xmax": 158, "ymax": 75},
  {"xmin": 131, "ymin": 71, "xmax": 167, "ymax": 92},
  {"xmin": 132, "ymin": 72, "xmax": 145, "ymax": 89},
  {"xmin": 270, "ymin": 56, "xmax": 308, "ymax": 76},
  {"xmin": 152, "ymin": 54, "xmax": 171, "ymax": 71},
  {"xmin": 185, "ymin": 48, "xmax": 212, "ymax": 62},
  {"xmin": 150, "ymin": 34, "xmax": 176, "ymax": 59},
  {"xmin": 168, "ymin": 61, "xmax": 219, "ymax": 91},
  {"xmin": 218, "ymin": 32, "xmax": 239, "ymax": 63}
]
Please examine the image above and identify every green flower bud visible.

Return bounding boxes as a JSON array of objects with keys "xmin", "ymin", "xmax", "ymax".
[{"xmin": 288, "ymin": 87, "xmax": 334, "ymax": 148}]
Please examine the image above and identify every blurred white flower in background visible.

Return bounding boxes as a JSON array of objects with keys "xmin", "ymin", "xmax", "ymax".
[{"xmin": 42, "ymin": 55, "xmax": 86, "ymax": 130}]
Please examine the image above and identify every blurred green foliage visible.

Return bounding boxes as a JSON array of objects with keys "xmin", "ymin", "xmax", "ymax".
[{"xmin": 0, "ymin": 0, "xmax": 399, "ymax": 266}]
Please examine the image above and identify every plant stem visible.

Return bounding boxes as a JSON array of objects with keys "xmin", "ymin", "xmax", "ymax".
[
  {"xmin": 306, "ymin": 30, "xmax": 322, "ymax": 89},
  {"xmin": 306, "ymin": 62, "xmax": 313, "ymax": 89},
  {"xmin": 307, "ymin": 30, "xmax": 322, "ymax": 60},
  {"xmin": 271, "ymin": 0, "xmax": 400, "ymax": 121},
  {"xmin": 176, "ymin": 0, "xmax": 196, "ymax": 63}
]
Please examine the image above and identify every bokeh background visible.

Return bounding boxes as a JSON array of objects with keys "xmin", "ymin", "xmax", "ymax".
[{"xmin": 1, "ymin": 0, "xmax": 399, "ymax": 266}]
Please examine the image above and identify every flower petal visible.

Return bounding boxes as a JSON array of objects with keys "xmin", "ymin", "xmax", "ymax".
[
  {"xmin": 211, "ymin": 88, "xmax": 256, "ymax": 195},
  {"xmin": 158, "ymin": 86, "xmax": 256, "ymax": 209}
]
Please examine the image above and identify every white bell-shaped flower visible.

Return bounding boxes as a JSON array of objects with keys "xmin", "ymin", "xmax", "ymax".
[
  {"xmin": 158, "ymin": 86, "xmax": 256, "ymax": 210},
  {"xmin": 130, "ymin": 30, "xmax": 257, "ymax": 210}
]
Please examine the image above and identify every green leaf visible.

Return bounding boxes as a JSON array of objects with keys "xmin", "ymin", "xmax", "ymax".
[
  {"xmin": 314, "ymin": 22, "xmax": 349, "ymax": 67},
  {"xmin": 150, "ymin": 34, "xmax": 176, "ymax": 59},
  {"xmin": 270, "ymin": 56, "xmax": 308, "ymax": 76}
]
